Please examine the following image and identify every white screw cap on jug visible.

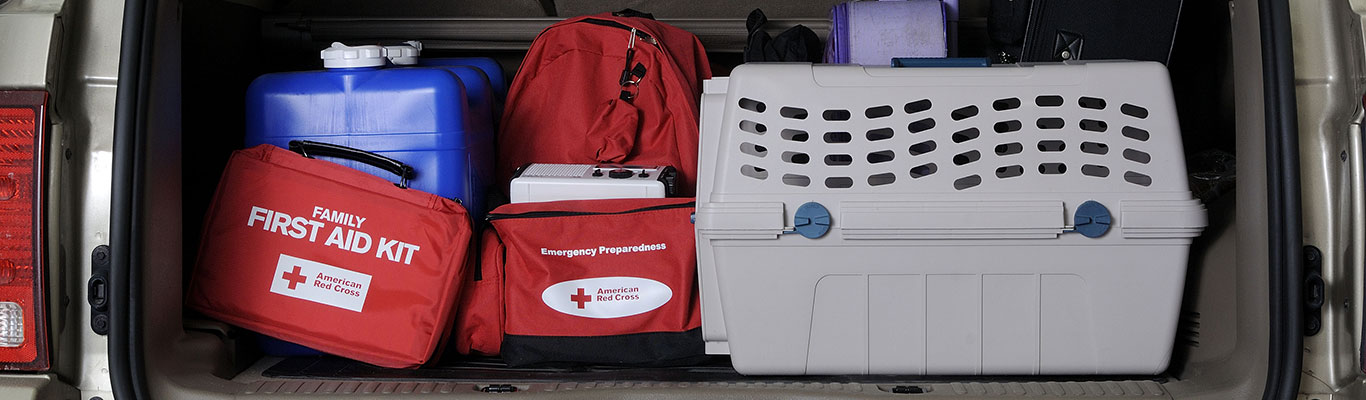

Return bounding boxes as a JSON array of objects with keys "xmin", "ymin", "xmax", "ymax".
[
  {"xmin": 384, "ymin": 42, "xmax": 421, "ymax": 66},
  {"xmin": 320, "ymin": 42, "xmax": 386, "ymax": 68}
]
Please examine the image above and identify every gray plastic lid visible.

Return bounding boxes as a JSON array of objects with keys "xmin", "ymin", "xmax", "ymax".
[
  {"xmin": 320, "ymin": 42, "xmax": 386, "ymax": 68},
  {"xmin": 385, "ymin": 43, "xmax": 421, "ymax": 66}
]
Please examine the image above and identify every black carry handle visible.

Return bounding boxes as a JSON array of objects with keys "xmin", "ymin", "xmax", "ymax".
[{"xmin": 288, "ymin": 140, "xmax": 415, "ymax": 189}]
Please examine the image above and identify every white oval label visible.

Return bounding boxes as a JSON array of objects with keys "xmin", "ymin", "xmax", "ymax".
[{"xmin": 541, "ymin": 277, "xmax": 672, "ymax": 319}]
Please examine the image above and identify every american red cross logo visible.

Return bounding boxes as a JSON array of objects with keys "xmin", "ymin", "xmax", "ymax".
[
  {"xmin": 570, "ymin": 288, "xmax": 592, "ymax": 309},
  {"xmin": 281, "ymin": 265, "xmax": 307, "ymax": 290}
]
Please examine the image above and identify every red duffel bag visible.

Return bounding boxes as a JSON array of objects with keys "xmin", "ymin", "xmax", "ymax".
[
  {"xmin": 496, "ymin": 11, "xmax": 711, "ymax": 196},
  {"xmin": 455, "ymin": 198, "xmax": 703, "ymax": 366},
  {"xmin": 187, "ymin": 142, "xmax": 473, "ymax": 368}
]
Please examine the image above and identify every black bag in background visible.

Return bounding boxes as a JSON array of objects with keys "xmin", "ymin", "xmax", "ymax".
[
  {"xmin": 990, "ymin": 0, "xmax": 1183, "ymax": 65},
  {"xmin": 988, "ymin": 0, "xmax": 1034, "ymax": 63},
  {"xmin": 1022, "ymin": 0, "xmax": 1183, "ymax": 64},
  {"xmin": 744, "ymin": 9, "xmax": 823, "ymax": 63}
]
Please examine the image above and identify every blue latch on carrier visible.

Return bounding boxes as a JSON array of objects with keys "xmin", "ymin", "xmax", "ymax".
[
  {"xmin": 1071, "ymin": 200, "xmax": 1112, "ymax": 238},
  {"xmin": 781, "ymin": 201, "xmax": 1110, "ymax": 239},
  {"xmin": 789, "ymin": 202, "xmax": 832, "ymax": 239}
]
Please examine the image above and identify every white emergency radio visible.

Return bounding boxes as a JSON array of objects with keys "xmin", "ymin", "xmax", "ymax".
[{"xmin": 509, "ymin": 163, "xmax": 678, "ymax": 203}]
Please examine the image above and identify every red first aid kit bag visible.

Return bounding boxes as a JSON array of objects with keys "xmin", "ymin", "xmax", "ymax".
[
  {"xmin": 496, "ymin": 10, "xmax": 711, "ymax": 196},
  {"xmin": 187, "ymin": 142, "xmax": 473, "ymax": 369},
  {"xmin": 455, "ymin": 198, "xmax": 703, "ymax": 366}
]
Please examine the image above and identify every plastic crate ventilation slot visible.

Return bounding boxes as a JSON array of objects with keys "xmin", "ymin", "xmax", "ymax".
[{"xmin": 728, "ymin": 93, "xmax": 1155, "ymax": 190}]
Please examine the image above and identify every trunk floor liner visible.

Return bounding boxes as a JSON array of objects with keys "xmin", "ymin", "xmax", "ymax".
[{"xmin": 262, "ymin": 356, "xmax": 1167, "ymax": 384}]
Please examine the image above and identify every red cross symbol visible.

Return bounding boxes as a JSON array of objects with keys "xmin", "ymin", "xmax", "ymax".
[
  {"xmin": 570, "ymin": 288, "xmax": 592, "ymax": 309},
  {"xmin": 281, "ymin": 265, "xmax": 307, "ymax": 290}
]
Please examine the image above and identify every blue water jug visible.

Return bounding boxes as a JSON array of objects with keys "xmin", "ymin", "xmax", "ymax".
[
  {"xmin": 245, "ymin": 42, "xmax": 493, "ymax": 219},
  {"xmin": 422, "ymin": 58, "xmax": 506, "ymax": 120},
  {"xmin": 386, "ymin": 42, "xmax": 499, "ymax": 133},
  {"xmin": 246, "ymin": 42, "xmax": 494, "ymax": 357},
  {"xmin": 392, "ymin": 41, "xmax": 507, "ymax": 118}
]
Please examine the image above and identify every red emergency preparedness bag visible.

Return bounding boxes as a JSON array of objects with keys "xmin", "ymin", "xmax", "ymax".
[
  {"xmin": 453, "ymin": 230, "xmax": 506, "ymax": 356},
  {"xmin": 454, "ymin": 198, "xmax": 702, "ymax": 366},
  {"xmin": 497, "ymin": 11, "xmax": 711, "ymax": 196},
  {"xmin": 187, "ymin": 142, "xmax": 473, "ymax": 369}
]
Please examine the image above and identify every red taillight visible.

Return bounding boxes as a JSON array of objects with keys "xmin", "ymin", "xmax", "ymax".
[{"xmin": 0, "ymin": 91, "xmax": 48, "ymax": 371}]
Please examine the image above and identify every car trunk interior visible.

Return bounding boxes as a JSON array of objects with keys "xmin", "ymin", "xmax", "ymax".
[{"xmin": 137, "ymin": 0, "xmax": 1277, "ymax": 397}]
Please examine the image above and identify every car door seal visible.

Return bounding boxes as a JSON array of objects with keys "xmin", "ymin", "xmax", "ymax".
[
  {"xmin": 1257, "ymin": 0, "xmax": 1305, "ymax": 397},
  {"xmin": 110, "ymin": 0, "xmax": 157, "ymax": 398}
]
